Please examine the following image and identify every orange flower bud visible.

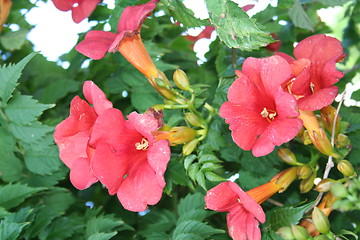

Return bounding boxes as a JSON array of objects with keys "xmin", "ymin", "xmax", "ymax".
[
  {"xmin": 182, "ymin": 138, "xmax": 198, "ymax": 156},
  {"xmin": 185, "ymin": 112, "xmax": 201, "ymax": 127},
  {"xmin": 315, "ymin": 178, "xmax": 335, "ymax": 192},
  {"xmin": 272, "ymin": 167, "xmax": 298, "ymax": 193},
  {"xmin": 0, "ymin": 0, "xmax": 12, "ymax": 32},
  {"xmin": 153, "ymin": 126, "xmax": 196, "ymax": 146},
  {"xmin": 278, "ymin": 148, "xmax": 298, "ymax": 165}
]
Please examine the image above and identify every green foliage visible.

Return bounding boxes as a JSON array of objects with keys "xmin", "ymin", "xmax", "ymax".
[
  {"xmin": 289, "ymin": 0, "xmax": 314, "ymax": 31},
  {"xmin": 205, "ymin": 0, "xmax": 273, "ymax": 51}
]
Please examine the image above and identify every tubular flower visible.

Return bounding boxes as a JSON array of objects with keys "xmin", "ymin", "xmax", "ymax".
[
  {"xmin": 53, "ymin": 81, "xmax": 113, "ymax": 189},
  {"xmin": 205, "ymin": 168, "xmax": 297, "ymax": 240},
  {"xmin": 89, "ymin": 108, "xmax": 171, "ymax": 212},
  {"xmin": 220, "ymin": 55, "xmax": 303, "ymax": 157},
  {"xmin": 52, "ymin": 0, "xmax": 101, "ymax": 23},
  {"xmin": 75, "ymin": 0, "xmax": 175, "ymax": 100},
  {"xmin": 205, "ymin": 182, "xmax": 266, "ymax": 240},
  {"xmin": 277, "ymin": 34, "xmax": 345, "ymax": 111},
  {"xmin": 0, "ymin": 0, "xmax": 12, "ymax": 32}
]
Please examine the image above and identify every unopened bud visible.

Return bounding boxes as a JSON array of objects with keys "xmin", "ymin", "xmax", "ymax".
[
  {"xmin": 336, "ymin": 133, "xmax": 349, "ymax": 148},
  {"xmin": 276, "ymin": 227, "xmax": 295, "ymax": 240},
  {"xmin": 185, "ymin": 112, "xmax": 201, "ymax": 127},
  {"xmin": 182, "ymin": 139, "xmax": 198, "ymax": 156},
  {"xmin": 315, "ymin": 178, "xmax": 335, "ymax": 192},
  {"xmin": 155, "ymin": 77, "xmax": 168, "ymax": 88},
  {"xmin": 312, "ymin": 207, "xmax": 330, "ymax": 234},
  {"xmin": 173, "ymin": 69, "xmax": 191, "ymax": 91},
  {"xmin": 330, "ymin": 182, "xmax": 347, "ymax": 198},
  {"xmin": 302, "ymin": 130, "xmax": 312, "ymax": 145},
  {"xmin": 314, "ymin": 235, "xmax": 330, "ymax": 240},
  {"xmin": 278, "ymin": 148, "xmax": 298, "ymax": 165},
  {"xmin": 273, "ymin": 167, "xmax": 298, "ymax": 193},
  {"xmin": 337, "ymin": 160, "xmax": 355, "ymax": 177},
  {"xmin": 320, "ymin": 105, "xmax": 340, "ymax": 136},
  {"xmin": 291, "ymin": 224, "xmax": 310, "ymax": 240},
  {"xmin": 300, "ymin": 171, "xmax": 316, "ymax": 193},
  {"xmin": 297, "ymin": 165, "xmax": 313, "ymax": 179}
]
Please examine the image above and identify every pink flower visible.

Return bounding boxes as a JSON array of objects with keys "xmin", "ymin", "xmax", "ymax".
[
  {"xmin": 54, "ymin": 81, "xmax": 113, "ymax": 189},
  {"xmin": 205, "ymin": 182, "xmax": 266, "ymax": 240},
  {"xmin": 220, "ymin": 55, "xmax": 303, "ymax": 157},
  {"xmin": 52, "ymin": 0, "xmax": 101, "ymax": 23},
  {"xmin": 88, "ymin": 108, "xmax": 171, "ymax": 212},
  {"xmin": 75, "ymin": 0, "xmax": 159, "ymax": 79},
  {"xmin": 276, "ymin": 34, "xmax": 345, "ymax": 110}
]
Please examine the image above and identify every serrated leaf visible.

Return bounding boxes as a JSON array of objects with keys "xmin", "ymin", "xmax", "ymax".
[
  {"xmin": 177, "ymin": 192, "xmax": 205, "ymax": 216},
  {"xmin": 196, "ymin": 171, "xmax": 206, "ymax": 189},
  {"xmin": 289, "ymin": 0, "xmax": 314, "ymax": 31},
  {"xmin": 172, "ymin": 220, "xmax": 224, "ymax": 239},
  {"xmin": 265, "ymin": 202, "xmax": 314, "ymax": 230},
  {"xmin": 146, "ymin": 232, "xmax": 169, "ymax": 240},
  {"xmin": 9, "ymin": 121, "xmax": 53, "ymax": 144},
  {"xmin": 5, "ymin": 95, "xmax": 54, "ymax": 125},
  {"xmin": 205, "ymin": 0, "xmax": 273, "ymax": 51},
  {"xmin": 0, "ymin": 222, "xmax": 28, "ymax": 240},
  {"xmin": 204, "ymin": 172, "xmax": 226, "ymax": 182},
  {"xmin": 188, "ymin": 162, "xmax": 200, "ymax": 181},
  {"xmin": 0, "ymin": 183, "xmax": 44, "ymax": 210},
  {"xmin": 184, "ymin": 154, "xmax": 197, "ymax": 170},
  {"xmin": 0, "ymin": 29, "xmax": 29, "ymax": 51},
  {"xmin": 174, "ymin": 233, "xmax": 203, "ymax": 240},
  {"xmin": 198, "ymin": 154, "xmax": 220, "ymax": 164},
  {"xmin": 0, "ymin": 150, "xmax": 23, "ymax": 182},
  {"xmin": 0, "ymin": 52, "xmax": 37, "ymax": 103},
  {"xmin": 138, "ymin": 209, "xmax": 176, "ymax": 237},
  {"xmin": 88, "ymin": 232, "xmax": 117, "ymax": 240},
  {"xmin": 24, "ymin": 143, "xmax": 61, "ymax": 175},
  {"xmin": 163, "ymin": 0, "xmax": 209, "ymax": 28},
  {"xmin": 86, "ymin": 214, "xmax": 126, "ymax": 238},
  {"xmin": 177, "ymin": 209, "xmax": 210, "ymax": 224}
]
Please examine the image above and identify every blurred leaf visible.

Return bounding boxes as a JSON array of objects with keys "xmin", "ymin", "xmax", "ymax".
[
  {"xmin": 172, "ymin": 220, "xmax": 224, "ymax": 239},
  {"xmin": 88, "ymin": 232, "xmax": 117, "ymax": 240},
  {"xmin": 86, "ymin": 213, "xmax": 128, "ymax": 238},
  {"xmin": 319, "ymin": 0, "xmax": 352, "ymax": 7},
  {"xmin": 5, "ymin": 95, "xmax": 54, "ymax": 125},
  {"xmin": 0, "ymin": 184, "xmax": 44, "ymax": 210},
  {"xmin": 8, "ymin": 121, "xmax": 53, "ymax": 144},
  {"xmin": 177, "ymin": 192, "xmax": 205, "ymax": 216},
  {"xmin": 24, "ymin": 143, "xmax": 61, "ymax": 175},
  {"xmin": 289, "ymin": 0, "xmax": 314, "ymax": 31},
  {"xmin": 0, "ymin": 149, "xmax": 23, "ymax": 182},
  {"xmin": 39, "ymin": 79, "xmax": 80, "ymax": 104},
  {"xmin": 138, "ymin": 209, "xmax": 176, "ymax": 237},
  {"xmin": 0, "ymin": 53, "xmax": 37, "ymax": 104},
  {"xmin": 0, "ymin": 222, "xmax": 28, "ymax": 240},
  {"xmin": 205, "ymin": 0, "xmax": 273, "ymax": 51},
  {"xmin": 0, "ymin": 29, "xmax": 28, "ymax": 51},
  {"xmin": 162, "ymin": 0, "xmax": 209, "ymax": 28}
]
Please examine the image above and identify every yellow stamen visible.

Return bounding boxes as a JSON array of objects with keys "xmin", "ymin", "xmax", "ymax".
[
  {"xmin": 135, "ymin": 138, "xmax": 149, "ymax": 151},
  {"xmin": 261, "ymin": 107, "xmax": 277, "ymax": 121}
]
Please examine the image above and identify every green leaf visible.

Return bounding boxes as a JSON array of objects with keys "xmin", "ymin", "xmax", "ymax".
[
  {"xmin": 24, "ymin": 143, "xmax": 61, "ymax": 175},
  {"xmin": 289, "ymin": 0, "xmax": 314, "ymax": 31},
  {"xmin": 0, "ymin": 29, "xmax": 29, "ymax": 51},
  {"xmin": 162, "ymin": 0, "xmax": 209, "ymax": 28},
  {"xmin": 265, "ymin": 202, "xmax": 314, "ymax": 230},
  {"xmin": 88, "ymin": 232, "xmax": 117, "ymax": 240},
  {"xmin": 204, "ymin": 172, "xmax": 226, "ymax": 182},
  {"xmin": 131, "ymin": 87, "xmax": 163, "ymax": 112},
  {"xmin": 0, "ymin": 52, "xmax": 37, "ymax": 104},
  {"xmin": 0, "ymin": 183, "xmax": 44, "ymax": 210},
  {"xmin": 319, "ymin": 0, "xmax": 352, "ymax": 7},
  {"xmin": 0, "ymin": 149, "xmax": 23, "ymax": 182},
  {"xmin": 177, "ymin": 193, "xmax": 205, "ymax": 216},
  {"xmin": 9, "ymin": 121, "xmax": 53, "ymax": 144},
  {"xmin": 86, "ymin": 214, "xmax": 126, "ymax": 238},
  {"xmin": 0, "ymin": 222, "xmax": 28, "ymax": 240},
  {"xmin": 205, "ymin": 0, "xmax": 273, "ymax": 51},
  {"xmin": 138, "ymin": 209, "xmax": 176, "ymax": 237},
  {"xmin": 184, "ymin": 154, "xmax": 197, "ymax": 170},
  {"xmin": 39, "ymin": 78, "xmax": 80, "ymax": 103},
  {"xmin": 5, "ymin": 95, "xmax": 54, "ymax": 125},
  {"xmin": 172, "ymin": 220, "xmax": 224, "ymax": 239}
]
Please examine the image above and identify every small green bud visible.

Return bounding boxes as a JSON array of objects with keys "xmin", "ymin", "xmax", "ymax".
[
  {"xmin": 278, "ymin": 148, "xmax": 298, "ymax": 165},
  {"xmin": 173, "ymin": 69, "xmax": 191, "ymax": 91},
  {"xmin": 185, "ymin": 112, "xmax": 201, "ymax": 127},
  {"xmin": 315, "ymin": 178, "xmax": 335, "ymax": 192},
  {"xmin": 300, "ymin": 171, "xmax": 316, "ymax": 193},
  {"xmin": 276, "ymin": 226, "xmax": 295, "ymax": 240},
  {"xmin": 297, "ymin": 165, "xmax": 313, "ymax": 179},
  {"xmin": 312, "ymin": 207, "xmax": 330, "ymax": 234},
  {"xmin": 182, "ymin": 139, "xmax": 198, "ymax": 156},
  {"xmin": 336, "ymin": 133, "xmax": 349, "ymax": 148},
  {"xmin": 291, "ymin": 224, "xmax": 310, "ymax": 240},
  {"xmin": 337, "ymin": 160, "xmax": 356, "ymax": 177},
  {"xmin": 314, "ymin": 235, "xmax": 330, "ymax": 240},
  {"xmin": 330, "ymin": 182, "xmax": 347, "ymax": 198}
]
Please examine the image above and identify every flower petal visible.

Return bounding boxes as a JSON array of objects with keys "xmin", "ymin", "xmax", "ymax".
[
  {"xmin": 274, "ymin": 88, "xmax": 299, "ymax": 118},
  {"xmin": 52, "ymin": 0, "xmax": 75, "ymax": 11},
  {"xmin": 205, "ymin": 182, "xmax": 239, "ymax": 212},
  {"xmin": 147, "ymin": 140, "xmax": 171, "ymax": 187},
  {"xmin": 298, "ymin": 86, "xmax": 338, "ymax": 111},
  {"xmin": 83, "ymin": 81, "xmax": 113, "ymax": 115},
  {"xmin": 70, "ymin": 157, "xmax": 98, "ymax": 189},
  {"xmin": 127, "ymin": 112, "xmax": 160, "ymax": 143},
  {"xmin": 75, "ymin": 30, "xmax": 117, "ymax": 59},
  {"xmin": 71, "ymin": 0, "xmax": 101, "ymax": 23},
  {"xmin": 227, "ymin": 207, "xmax": 249, "ymax": 240}
]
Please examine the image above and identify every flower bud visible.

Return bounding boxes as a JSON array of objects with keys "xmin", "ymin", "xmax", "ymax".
[
  {"xmin": 278, "ymin": 148, "xmax": 298, "ymax": 165},
  {"xmin": 297, "ymin": 165, "xmax": 313, "ymax": 179},
  {"xmin": 182, "ymin": 139, "xmax": 198, "ymax": 156},
  {"xmin": 291, "ymin": 224, "xmax": 310, "ymax": 240},
  {"xmin": 185, "ymin": 112, "xmax": 201, "ymax": 127},
  {"xmin": 273, "ymin": 167, "xmax": 298, "ymax": 193},
  {"xmin": 315, "ymin": 178, "xmax": 335, "ymax": 192},
  {"xmin": 173, "ymin": 69, "xmax": 191, "ymax": 91},
  {"xmin": 312, "ymin": 207, "xmax": 330, "ymax": 234},
  {"xmin": 330, "ymin": 182, "xmax": 347, "ymax": 198},
  {"xmin": 155, "ymin": 77, "xmax": 168, "ymax": 88},
  {"xmin": 337, "ymin": 160, "xmax": 355, "ymax": 177},
  {"xmin": 335, "ymin": 133, "xmax": 349, "ymax": 148},
  {"xmin": 300, "ymin": 171, "xmax": 316, "ymax": 193},
  {"xmin": 314, "ymin": 235, "xmax": 330, "ymax": 240},
  {"xmin": 276, "ymin": 227, "xmax": 295, "ymax": 240},
  {"xmin": 301, "ymin": 130, "xmax": 312, "ymax": 145},
  {"xmin": 320, "ymin": 105, "xmax": 340, "ymax": 136}
]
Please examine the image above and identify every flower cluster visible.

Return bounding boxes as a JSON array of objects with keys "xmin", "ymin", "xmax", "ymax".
[
  {"xmin": 54, "ymin": 81, "xmax": 171, "ymax": 212},
  {"xmin": 220, "ymin": 34, "xmax": 344, "ymax": 157}
]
